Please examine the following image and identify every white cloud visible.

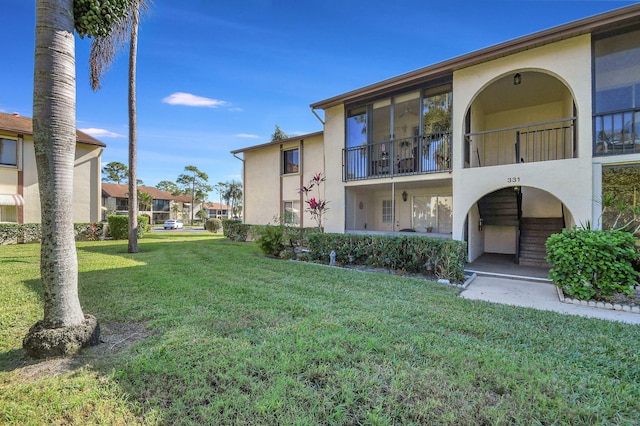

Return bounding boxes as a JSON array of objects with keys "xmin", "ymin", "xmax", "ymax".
[
  {"xmin": 235, "ymin": 133, "xmax": 259, "ymax": 138},
  {"xmin": 162, "ymin": 92, "xmax": 228, "ymax": 108},
  {"xmin": 78, "ymin": 128, "xmax": 125, "ymax": 138}
]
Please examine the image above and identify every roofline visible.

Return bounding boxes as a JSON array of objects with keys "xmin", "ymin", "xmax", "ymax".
[
  {"xmin": 230, "ymin": 130, "xmax": 323, "ymax": 154},
  {"xmin": 310, "ymin": 4, "xmax": 640, "ymax": 110},
  {"xmin": 0, "ymin": 116, "xmax": 106, "ymax": 148}
]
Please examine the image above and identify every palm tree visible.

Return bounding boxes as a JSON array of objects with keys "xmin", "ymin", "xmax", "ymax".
[
  {"xmin": 23, "ymin": 0, "xmax": 99, "ymax": 358},
  {"xmin": 222, "ymin": 180, "xmax": 243, "ymax": 218},
  {"xmin": 171, "ymin": 201, "xmax": 182, "ymax": 220},
  {"xmin": 88, "ymin": 0, "xmax": 151, "ymax": 253}
]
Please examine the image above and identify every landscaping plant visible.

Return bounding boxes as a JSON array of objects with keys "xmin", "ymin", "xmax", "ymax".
[{"xmin": 546, "ymin": 227, "xmax": 639, "ymax": 300}]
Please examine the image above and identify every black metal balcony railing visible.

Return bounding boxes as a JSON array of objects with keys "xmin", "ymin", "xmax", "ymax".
[
  {"xmin": 594, "ymin": 110, "xmax": 640, "ymax": 156},
  {"xmin": 464, "ymin": 117, "xmax": 576, "ymax": 168},
  {"xmin": 343, "ymin": 133, "xmax": 452, "ymax": 181}
]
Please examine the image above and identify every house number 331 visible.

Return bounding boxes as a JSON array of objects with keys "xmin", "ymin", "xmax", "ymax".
[{"xmin": 507, "ymin": 177, "xmax": 520, "ymax": 183}]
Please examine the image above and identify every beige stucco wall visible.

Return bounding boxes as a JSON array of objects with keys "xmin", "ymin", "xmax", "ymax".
[
  {"xmin": 8, "ymin": 135, "xmax": 102, "ymax": 224},
  {"xmin": 241, "ymin": 133, "xmax": 325, "ymax": 227},
  {"xmin": 321, "ymin": 105, "xmax": 346, "ymax": 233},
  {"xmin": 243, "ymin": 145, "xmax": 281, "ymax": 225},
  {"xmin": 452, "ymin": 34, "xmax": 594, "ymax": 260}
]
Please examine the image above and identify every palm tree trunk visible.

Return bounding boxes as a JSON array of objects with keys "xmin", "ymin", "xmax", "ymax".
[
  {"xmin": 32, "ymin": 0, "xmax": 84, "ymax": 328},
  {"xmin": 24, "ymin": 0, "xmax": 100, "ymax": 358},
  {"xmin": 127, "ymin": 3, "xmax": 139, "ymax": 253}
]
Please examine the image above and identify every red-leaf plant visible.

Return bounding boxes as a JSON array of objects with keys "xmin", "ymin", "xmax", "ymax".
[{"xmin": 299, "ymin": 172, "xmax": 329, "ymax": 230}]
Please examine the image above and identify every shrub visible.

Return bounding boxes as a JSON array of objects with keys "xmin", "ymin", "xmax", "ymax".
[
  {"xmin": 74, "ymin": 222, "xmax": 104, "ymax": 241},
  {"xmin": 107, "ymin": 215, "xmax": 149, "ymax": 240},
  {"xmin": 222, "ymin": 220, "xmax": 251, "ymax": 242},
  {"xmin": 254, "ymin": 224, "xmax": 286, "ymax": 257},
  {"xmin": 0, "ymin": 224, "xmax": 21, "ymax": 245},
  {"xmin": 307, "ymin": 233, "xmax": 467, "ymax": 283},
  {"xmin": 546, "ymin": 228, "xmax": 639, "ymax": 300},
  {"xmin": 0, "ymin": 222, "xmax": 105, "ymax": 244},
  {"xmin": 205, "ymin": 218, "xmax": 222, "ymax": 233}
]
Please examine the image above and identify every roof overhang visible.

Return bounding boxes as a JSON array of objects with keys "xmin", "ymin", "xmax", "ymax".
[
  {"xmin": 230, "ymin": 130, "xmax": 324, "ymax": 155},
  {"xmin": 310, "ymin": 4, "xmax": 640, "ymax": 110}
]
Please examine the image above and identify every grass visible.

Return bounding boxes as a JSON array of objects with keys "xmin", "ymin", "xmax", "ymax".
[{"xmin": 1, "ymin": 233, "xmax": 639, "ymax": 425}]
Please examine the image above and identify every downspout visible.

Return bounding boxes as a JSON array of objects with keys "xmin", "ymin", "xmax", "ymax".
[
  {"xmin": 233, "ymin": 152, "xmax": 244, "ymax": 220},
  {"xmin": 310, "ymin": 107, "xmax": 325, "ymax": 125}
]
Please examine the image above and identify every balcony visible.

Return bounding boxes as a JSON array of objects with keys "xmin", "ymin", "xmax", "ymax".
[
  {"xmin": 343, "ymin": 133, "xmax": 451, "ymax": 181},
  {"xmin": 464, "ymin": 118, "xmax": 576, "ymax": 168},
  {"xmin": 594, "ymin": 109, "xmax": 640, "ymax": 156}
]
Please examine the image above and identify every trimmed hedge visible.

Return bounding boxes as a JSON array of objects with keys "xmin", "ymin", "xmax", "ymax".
[
  {"xmin": 546, "ymin": 228, "xmax": 639, "ymax": 300},
  {"xmin": 205, "ymin": 218, "xmax": 222, "ymax": 233},
  {"xmin": 0, "ymin": 222, "xmax": 105, "ymax": 245},
  {"xmin": 106, "ymin": 215, "xmax": 149, "ymax": 240},
  {"xmin": 222, "ymin": 220, "xmax": 251, "ymax": 242},
  {"xmin": 308, "ymin": 233, "xmax": 467, "ymax": 283}
]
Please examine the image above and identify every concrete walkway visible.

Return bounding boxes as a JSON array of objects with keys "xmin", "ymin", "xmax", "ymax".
[{"xmin": 460, "ymin": 275, "xmax": 640, "ymax": 325}]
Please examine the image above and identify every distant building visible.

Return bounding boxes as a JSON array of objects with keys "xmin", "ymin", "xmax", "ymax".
[
  {"xmin": 202, "ymin": 202, "xmax": 233, "ymax": 220},
  {"xmin": 0, "ymin": 112, "xmax": 105, "ymax": 224},
  {"xmin": 101, "ymin": 183, "xmax": 194, "ymax": 224}
]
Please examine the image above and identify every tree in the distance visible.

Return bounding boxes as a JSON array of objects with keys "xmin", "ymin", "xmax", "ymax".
[
  {"xmin": 102, "ymin": 161, "xmax": 128, "ymax": 183},
  {"xmin": 157, "ymin": 180, "xmax": 180, "ymax": 195},
  {"xmin": 176, "ymin": 165, "xmax": 212, "ymax": 224},
  {"xmin": 23, "ymin": 0, "xmax": 100, "ymax": 358},
  {"xmin": 271, "ymin": 124, "xmax": 290, "ymax": 142}
]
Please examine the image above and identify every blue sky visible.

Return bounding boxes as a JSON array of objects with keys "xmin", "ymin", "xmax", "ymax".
[{"xmin": 2, "ymin": 0, "xmax": 637, "ymax": 195}]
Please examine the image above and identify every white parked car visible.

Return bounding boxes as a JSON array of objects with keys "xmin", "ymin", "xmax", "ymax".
[{"xmin": 163, "ymin": 219, "xmax": 184, "ymax": 230}]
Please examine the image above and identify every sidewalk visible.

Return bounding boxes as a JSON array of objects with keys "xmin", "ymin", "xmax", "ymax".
[{"xmin": 460, "ymin": 275, "xmax": 640, "ymax": 325}]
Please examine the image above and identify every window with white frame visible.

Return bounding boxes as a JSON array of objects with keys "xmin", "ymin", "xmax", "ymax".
[
  {"xmin": 283, "ymin": 201, "xmax": 300, "ymax": 225},
  {"xmin": 382, "ymin": 199, "xmax": 393, "ymax": 223},
  {"xmin": 0, "ymin": 138, "xmax": 17, "ymax": 166}
]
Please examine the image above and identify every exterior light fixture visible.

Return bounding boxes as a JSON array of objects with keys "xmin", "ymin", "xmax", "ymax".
[
  {"xmin": 513, "ymin": 73, "xmax": 522, "ymax": 86},
  {"xmin": 402, "ymin": 191, "xmax": 408, "ymax": 202}
]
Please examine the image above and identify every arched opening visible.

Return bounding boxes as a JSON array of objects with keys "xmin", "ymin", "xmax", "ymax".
[
  {"xmin": 466, "ymin": 185, "xmax": 571, "ymax": 272},
  {"xmin": 463, "ymin": 71, "xmax": 577, "ymax": 168}
]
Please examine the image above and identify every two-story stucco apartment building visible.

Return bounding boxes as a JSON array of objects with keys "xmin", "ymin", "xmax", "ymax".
[
  {"xmin": 0, "ymin": 112, "xmax": 105, "ymax": 224},
  {"xmin": 232, "ymin": 5, "xmax": 640, "ymax": 267}
]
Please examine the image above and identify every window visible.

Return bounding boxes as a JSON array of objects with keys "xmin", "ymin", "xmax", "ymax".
[
  {"xmin": 382, "ymin": 200, "xmax": 393, "ymax": 223},
  {"xmin": 0, "ymin": 206, "xmax": 17, "ymax": 223},
  {"xmin": 282, "ymin": 148, "xmax": 299, "ymax": 174},
  {"xmin": 153, "ymin": 199, "xmax": 170, "ymax": 212},
  {"xmin": 116, "ymin": 198, "xmax": 128, "ymax": 211},
  {"xmin": 283, "ymin": 201, "xmax": 300, "ymax": 225},
  {"xmin": 594, "ymin": 28, "xmax": 640, "ymax": 155},
  {"xmin": 0, "ymin": 138, "xmax": 17, "ymax": 166},
  {"xmin": 412, "ymin": 194, "xmax": 453, "ymax": 233}
]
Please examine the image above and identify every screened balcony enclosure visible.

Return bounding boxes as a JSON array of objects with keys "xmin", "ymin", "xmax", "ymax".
[
  {"xmin": 344, "ymin": 84, "xmax": 452, "ymax": 181},
  {"xmin": 345, "ymin": 182, "xmax": 453, "ymax": 235}
]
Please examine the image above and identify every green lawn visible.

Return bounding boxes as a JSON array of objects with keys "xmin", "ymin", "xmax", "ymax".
[{"xmin": 1, "ymin": 233, "xmax": 639, "ymax": 425}]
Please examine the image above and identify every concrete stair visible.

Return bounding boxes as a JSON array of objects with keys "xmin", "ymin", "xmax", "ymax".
[
  {"xmin": 477, "ymin": 188, "xmax": 520, "ymax": 226},
  {"xmin": 519, "ymin": 217, "xmax": 564, "ymax": 268}
]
